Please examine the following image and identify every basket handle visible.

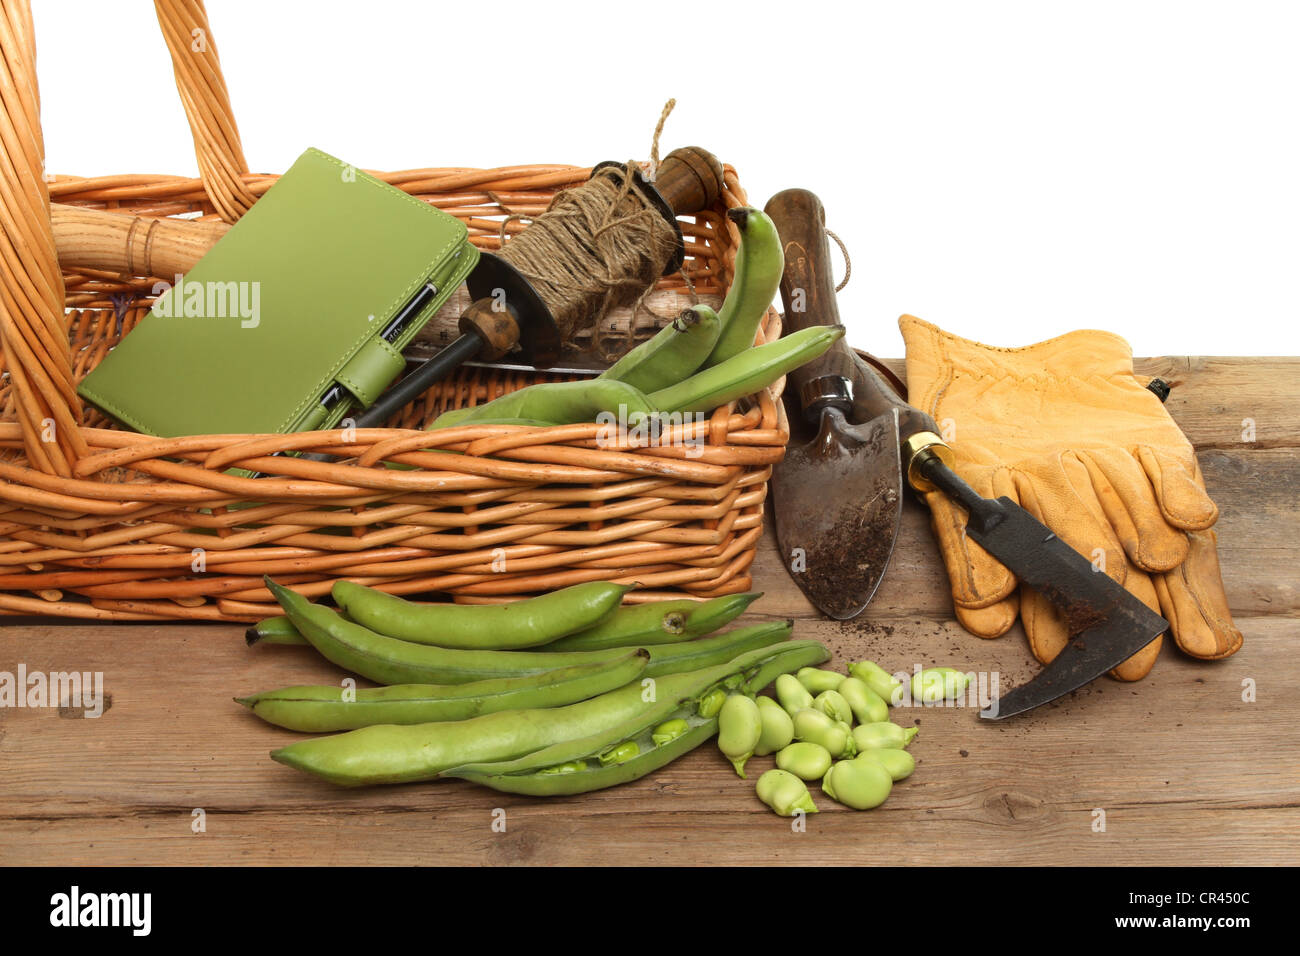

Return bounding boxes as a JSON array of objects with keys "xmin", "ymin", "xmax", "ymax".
[
  {"xmin": 154, "ymin": 0, "xmax": 256, "ymax": 224},
  {"xmin": 0, "ymin": 0, "xmax": 87, "ymax": 475},
  {"xmin": 0, "ymin": 0, "xmax": 250, "ymax": 475}
]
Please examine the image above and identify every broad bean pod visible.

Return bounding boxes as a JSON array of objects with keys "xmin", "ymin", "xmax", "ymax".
[
  {"xmin": 236, "ymin": 649, "xmax": 649, "ymax": 732},
  {"xmin": 332, "ymin": 579, "xmax": 631, "ymax": 649},
  {"xmin": 601, "ymin": 305, "xmax": 721, "ymax": 393},
  {"xmin": 544, "ymin": 592, "xmax": 760, "ymax": 652},
  {"xmin": 437, "ymin": 640, "xmax": 831, "ymax": 795}
]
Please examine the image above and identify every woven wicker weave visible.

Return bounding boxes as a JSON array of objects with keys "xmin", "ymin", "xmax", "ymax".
[{"xmin": 0, "ymin": 0, "xmax": 788, "ymax": 622}]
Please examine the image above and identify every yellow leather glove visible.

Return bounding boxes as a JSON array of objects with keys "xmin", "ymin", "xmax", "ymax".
[{"xmin": 900, "ymin": 314, "xmax": 1242, "ymax": 680}]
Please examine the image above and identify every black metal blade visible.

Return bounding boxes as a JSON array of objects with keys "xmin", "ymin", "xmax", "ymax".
[
  {"xmin": 979, "ymin": 593, "xmax": 1167, "ymax": 718},
  {"xmin": 966, "ymin": 497, "xmax": 1168, "ymax": 718}
]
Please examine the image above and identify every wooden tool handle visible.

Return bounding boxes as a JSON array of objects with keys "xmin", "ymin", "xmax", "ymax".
[
  {"xmin": 764, "ymin": 188, "xmax": 948, "ymax": 466},
  {"xmin": 764, "ymin": 188, "xmax": 858, "ymax": 419},
  {"xmin": 52, "ymin": 204, "xmax": 229, "ymax": 279},
  {"xmin": 653, "ymin": 146, "xmax": 724, "ymax": 215}
]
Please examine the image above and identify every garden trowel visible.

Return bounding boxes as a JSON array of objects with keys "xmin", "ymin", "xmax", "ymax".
[{"xmin": 767, "ymin": 189, "xmax": 905, "ymax": 620}]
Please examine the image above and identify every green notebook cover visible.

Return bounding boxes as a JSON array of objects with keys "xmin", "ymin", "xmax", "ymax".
[{"xmin": 78, "ymin": 147, "xmax": 478, "ymax": 437}]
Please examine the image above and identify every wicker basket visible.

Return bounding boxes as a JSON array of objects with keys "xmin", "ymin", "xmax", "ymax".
[{"xmin": 0, "ymin": 0, "xmax": 789, "ymax": 622}]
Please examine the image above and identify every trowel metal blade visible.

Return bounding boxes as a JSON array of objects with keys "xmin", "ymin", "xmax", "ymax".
[{"xmin": 771, "ymin": 406, "xmax": 903, "ymax": 620}]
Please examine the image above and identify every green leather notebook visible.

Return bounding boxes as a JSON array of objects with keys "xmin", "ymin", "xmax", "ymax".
[{"xmin": 78, "ymin": 147, "xmax": 478, "ymax": 437}]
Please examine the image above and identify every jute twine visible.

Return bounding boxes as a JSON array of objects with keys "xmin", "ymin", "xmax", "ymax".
[
  {"xmin": 496, "ymin": 164, "xmax": 680, "ymax": 343},
  {"xmin": 494, "ymin": 100, "xmax": 688, "ymax": 353}
]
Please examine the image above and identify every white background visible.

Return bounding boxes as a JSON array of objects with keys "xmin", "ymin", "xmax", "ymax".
[{"xmin": 33, "ymin": 0, "xmax": 1300, "ymax": 356}]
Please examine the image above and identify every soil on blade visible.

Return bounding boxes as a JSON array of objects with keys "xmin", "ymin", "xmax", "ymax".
[{"xmin": 798, "ymin": 480, "xmax": 899, "ymax": 618}]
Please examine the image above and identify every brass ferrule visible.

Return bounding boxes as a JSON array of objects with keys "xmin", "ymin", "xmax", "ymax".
[{"xmin": 903, "ymin": 431, "xmax": 955, "ymax": 492}]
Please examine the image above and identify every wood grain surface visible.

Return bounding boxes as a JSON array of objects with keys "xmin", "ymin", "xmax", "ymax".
[{"xmin": 1, "ymin": 357, "xmax": 1296, "ymax": 866}]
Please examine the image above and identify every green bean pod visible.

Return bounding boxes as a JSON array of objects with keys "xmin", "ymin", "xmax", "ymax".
[
  {"xmin": 435, "ymin": 640, "xmax": 831, "ymax": 795},
  {"xmin": 245, "ymin": 616, "xmax": 308, "ymax": 646},
  {"xmin": 274, "ymin": 641, "xmax": 830, "ymax": 787},
  {"xmin": 601, "ymin": 306, "xmax": 721, "ymax": 393},
  {"xmin": 272, "ymin": 579, "xmax": 793, "ymax": 686},
  {"xmin": 235, "ymin": 648, "xmax": 649, "ymax": 732},
  {"xmin": 332, "ymin": 579, "xmax": 631, "ymax": 649},
  {"xmin": 428, "ymin": 378, "xmax": 658, "ymax": 430},
  {"xmin": 704, "ymin": 208, "xmax": 784, "ymax": 367},
  {"xmin": 427, "ymin": 416, "xmax": 561, "ymax": 430},
  {"xmin": 454, "ymin": 720, "xmax": 720, "ymax": 797},
  {"xmin": 649, "ymin": 325, "xmax": 844, "ymax": 414},
  {"xmin": 642, "ymin": 621, "xmax": 795, "ymax": 676},
  {"xmin": 543, "ymin": 592, "xmax": 761, "ymax": 652}
]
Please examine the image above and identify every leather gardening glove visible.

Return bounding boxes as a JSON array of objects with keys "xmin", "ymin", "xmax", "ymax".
[{"xmin": 899, "ymin": 314, "xmax": 1242, "ymax": 680}]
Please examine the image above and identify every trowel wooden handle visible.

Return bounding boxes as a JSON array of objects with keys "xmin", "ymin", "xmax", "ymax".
[
  {"xmin": 765, "ymin": 188, "xmax": 857, "ymax": 420},
  {"xmin": 764, "ymin": 188, "xmax": 954, "ymax": 487},
  {"xmin": 52, "ymin": 204, "xmax": 228, "ymax": 278}
]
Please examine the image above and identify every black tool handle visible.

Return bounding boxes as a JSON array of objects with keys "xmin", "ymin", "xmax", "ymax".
[{"xmin": 764, "ymin": 189, "xmax": 857, "ymax": 420}]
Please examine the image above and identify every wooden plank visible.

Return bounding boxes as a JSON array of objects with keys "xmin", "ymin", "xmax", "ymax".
[{"xmin": 0, "ymin": 612, "xmax": 1293, "ymax": 865}]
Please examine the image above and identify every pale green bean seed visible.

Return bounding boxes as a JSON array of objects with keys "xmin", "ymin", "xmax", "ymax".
[
  {"xmin": 814, "ymin": 689, "xmax": 853, "ymax": 725},
  {"xmin": 822, "ymin": 758, "xmax": 893, "ymax": 810},
  {"xmin": 697, "ymin": 688, "xmax": 727, "ymax": 718},
  {"xmin": 856, "ymin": 748, "xmax": 915, "ymax": 781},
  {"xmin": 838, "ymin": 677, "xmax": 889, "ymax": 724},
  {"xmin": 756, "ymin": 768, "xmax": 818, "ymax": 817},
  {"xmin": 718, "ymin": 694, "xmax": 762, "ymax": 778},
  {"xmin": 598, "ymin": 740, "xmax": 640, "ymax": 766},
  {"xmin": 851, "ymin": 721, "xmax": 918, "ymax": 751},
  {"xmin": 910, "ymin": 667, "xmax": 972, "ymax": 704},
  {"xmin": 775, "ymin": 741, "xmax": 833, "ymax": 781},
  {"xmin": 775, "ymin": 673, "xmax": 814, "ymax": 715},
  {"xmin": 651, "ymin": 718, "xmax": 690, "ymax": 748},
  {"xmin": 797, "ymin": 667, "xmax": 845, "ymax": 694},
  {"xmin": 536, "ymin": 760, "xmax": 588, "ymax": 775},
  {"xmin": 847, "ymin": 661, "xmax": 904, "ymax": 705},
  {"xmin": 835, "ymin": 719, "xmax": 858, "ymax": 756},
  {"xmin": 792, "ymin": 709, "xmax": 853, "ymax": 759},
  {"xmin": 754, "ymin": 696, "xmax": 794, "ymax": 757}
]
